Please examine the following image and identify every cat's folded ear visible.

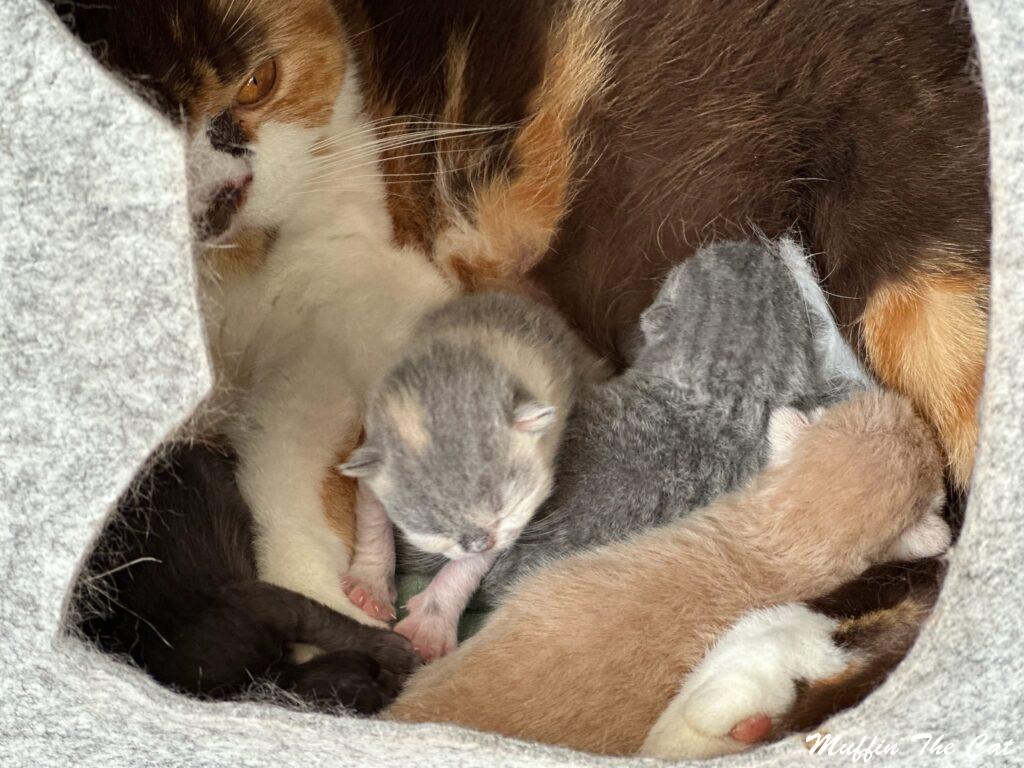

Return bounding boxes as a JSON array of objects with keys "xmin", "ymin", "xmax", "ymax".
[
  {"xmin": 766, "ymin": 406, "xmax": 812, "ymax": 466},
  {"xmin": 337, "ymin": 446, "xmax": 384, "ymax": 478},
  {"xmin": 512, "ymin": 401, "xmax": 558, "ymax": 433}
]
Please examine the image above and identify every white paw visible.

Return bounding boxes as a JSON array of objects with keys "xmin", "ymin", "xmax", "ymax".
[{"xmin": 641, "ymin": 604, "xmax": 849, "ymax": 760}]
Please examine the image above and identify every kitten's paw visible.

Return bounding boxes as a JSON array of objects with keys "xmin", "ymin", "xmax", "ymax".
[
  {"xmin": 342, "ymin": 573, "xmax": 396, "ymax": 622},
  {"xmin": 641, "ymin": 604, "xmax": 848, "ymax": 760},
  {"xmin": 393, "ymin": 599, "xmax": 458, "ymax": 662}
]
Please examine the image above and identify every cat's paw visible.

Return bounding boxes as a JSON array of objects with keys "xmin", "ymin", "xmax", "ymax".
[
  {"xmin": 641, "ymin": 604, "xmax": 848, "ymax": 760},
  {"xmin": 393, "ymin": 596, "xmax": 458, "ymax": 662},
  {"xmin": 342, "ymin": 572, "xmax": 396, "ymax": 622}
]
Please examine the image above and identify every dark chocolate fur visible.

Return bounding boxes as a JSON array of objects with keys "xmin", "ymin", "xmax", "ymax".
[{"xmin": 74, "ymin": 443, "xmax": 417, "ymax": 713}]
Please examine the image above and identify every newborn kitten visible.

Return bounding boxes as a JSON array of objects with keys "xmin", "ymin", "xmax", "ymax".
[
  {"xmin": 476, "ymin": 237, "xmax": 870, "ymax": 603},
  {"xmin": 75, "ymin": 443, "xmax": 418, "ymax": 713},
  {"xmin": 385, "ymin": 391, "xmax": 951, "ymax": 754},
  {"xmin": 338, "ymin": 293, "xmax": 604, "ymax": 659}
]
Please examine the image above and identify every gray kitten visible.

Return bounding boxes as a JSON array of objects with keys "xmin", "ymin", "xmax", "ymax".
[
  {"xmin": 479, "ymin": 238, "xmax": 870, "ymax": 602},
  {"xmin": 338, "ymin": 292, "xmax": 606, "ymax": 658}
]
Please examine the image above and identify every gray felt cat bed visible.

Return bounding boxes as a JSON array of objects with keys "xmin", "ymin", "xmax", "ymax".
[{"xmin": 2, "ymin": 0, "xmax": 1023, "ymax": 765}]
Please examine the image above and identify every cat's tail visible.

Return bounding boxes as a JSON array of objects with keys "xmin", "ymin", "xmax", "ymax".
[
  {"xmin": 775, "ymin": 237, "xmax": 875, "ymax": 392},
  {"xmin": 142, "ymin": 581, "xmax": 417, "ymax": 712}
]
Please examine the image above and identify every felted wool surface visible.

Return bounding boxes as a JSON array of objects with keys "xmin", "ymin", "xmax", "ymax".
[{"xmin": 2, "ymin": 1, "xmax": 1022, "ymax": 766}]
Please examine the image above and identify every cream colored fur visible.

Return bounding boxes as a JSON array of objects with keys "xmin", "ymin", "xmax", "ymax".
[
  {"xmin": 385, "ymin": 392, "xmax": 946, "ymax": 754},
  {"xmin": 199, "ymin": 68, "xmax": 455, "ymax": 623}
]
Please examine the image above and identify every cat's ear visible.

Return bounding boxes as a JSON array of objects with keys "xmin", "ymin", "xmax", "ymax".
[
  {"xmin": 639, "ymin": 303, "xmax": 675, "ymax": 343},
  {"xmin": 512, "ymin": 401, "xmax": 558, "ymax": 433},
  {"xmin": 767, "ymin": 407, "xmax": 812, "ymax": 466},
  {"xmin": 337, "ymin": 446, "xmax": 384, "ymax": 478},
  {"xmin": 889, "ymin": 495, "xmax": 952, "ymax": 560}
]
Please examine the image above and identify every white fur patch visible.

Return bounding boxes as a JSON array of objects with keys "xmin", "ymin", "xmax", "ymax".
[
  {"xmin": 641, "ymin": 603, "xmax": 850, "ymax": 760},
  {"xmin": 211, "ymin": 65, "xmax": 456, "ymax": 628},
  {"xmin": 776, "ymin": 237, "xmax": 874, "ymax": 389},
  {"xmin": 891, "ymin": 493, "xmax": 951, "ymax": 560}
]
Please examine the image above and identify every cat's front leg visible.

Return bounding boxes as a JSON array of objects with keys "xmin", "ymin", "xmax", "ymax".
[
  {"xmin": 394, "ymin": 551, "xmax": 498, "ymax": 662},
  {"xmin": 342, "ymin": 482, "xmax": 397, "ymax": 622}
]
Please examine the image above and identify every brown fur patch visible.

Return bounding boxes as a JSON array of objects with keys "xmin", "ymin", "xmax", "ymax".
[
  {"xmin": 232, "ymin": 0, "xmax": 347, "ymax": 130},
  {"xmin": 861, "ymin": 264, "xmax": 988, "ymax": 487},
  {"xmin": 776, "ymin": 559, "xmax": 945, "ymax": 734}
]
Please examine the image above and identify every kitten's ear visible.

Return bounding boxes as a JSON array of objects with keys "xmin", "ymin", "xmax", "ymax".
[
  {"xmin": 889, "ymin": 496, "xmax": 952, "ymax": 560},
  {"xmin": 512, "ymin": 401, "xmax": 558, "ymax": 433},
  {"xmin": 767, "ymin": 407, "xmax": 811, "ymax": 466},
  {"xmin": 337, "ymin": 446, "xmax": 384, "ymax": 478},
  {"xmin": 639, "ymin": 303, "xmax": 675, "ymax": 343}
]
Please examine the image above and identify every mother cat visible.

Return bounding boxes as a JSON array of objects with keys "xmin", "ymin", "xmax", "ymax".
[
  {"xmin": 59, "ymin": 0, "xmax": 986, "ymax": 747},
  {"xmin": 63, "ymin": 0, "xmax": 988, "ymax": 491}
]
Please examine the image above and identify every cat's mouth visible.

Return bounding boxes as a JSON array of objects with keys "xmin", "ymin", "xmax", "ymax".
[{"xmin": 194, "ymin": 174, "xmax": 253, "ymax": 243}]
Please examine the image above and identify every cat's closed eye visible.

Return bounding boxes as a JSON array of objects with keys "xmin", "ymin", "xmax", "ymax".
[{"xmin": 236, "ymin": 58, "xmax": 278, "ymax": 107}]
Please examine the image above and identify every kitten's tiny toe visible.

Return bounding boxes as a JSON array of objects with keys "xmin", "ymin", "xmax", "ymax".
[
  {"xmin": 341, "ymin": 576, "xmax": 396, "ymax": 621},
  {"xmin": 394, "ymin": 610, "xmax": 458, "ymax": 663}
]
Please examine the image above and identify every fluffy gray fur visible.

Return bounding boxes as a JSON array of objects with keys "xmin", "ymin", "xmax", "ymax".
[
  {"xmin": 341, "ymin": 293, "xmax": 604, "ymax": 559},
  {"xmin": 471, "ymin": 238, "xmax": 872, "ymax": 602}
]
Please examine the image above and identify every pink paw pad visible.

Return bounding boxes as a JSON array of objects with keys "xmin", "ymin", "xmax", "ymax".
[
  {"xmin": 341, "ymin": 575, "xmax": 396, "ymax": 622},
  {"xmin": 730, "ymin": 714, "xmax": 773, "ymax": 744}
]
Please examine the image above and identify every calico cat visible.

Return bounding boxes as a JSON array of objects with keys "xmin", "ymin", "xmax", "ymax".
[
  {"xmin": 53, "ymin": 0, "xmax": 461, "ymax": 621},
  {"xmin": 56, "ymin": 0, "xmax": 988, "ymax": 489},
  {"xmin": 56, "ymin": 0, "xmax": 986, "ymax": 735},
  {"xmin": 385, "ymin": 391, "xmax": 951, "ymax": 754},
  {"xmin": 75, "ymin": 443, "xmax": 418, "ymax": 712}
]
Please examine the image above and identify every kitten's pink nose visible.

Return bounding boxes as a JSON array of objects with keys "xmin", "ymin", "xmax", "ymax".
[{"xmin": 460, "ymin": 532, "xmax": 495, "ymax": 553}]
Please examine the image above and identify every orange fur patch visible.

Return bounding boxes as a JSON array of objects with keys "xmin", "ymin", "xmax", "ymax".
[
  {"xmin": 434, "ymin": 0, "xmax": 618, "ymax": 285},
  {"xmin": 319, "ymin": 429, "xmax": 364, "ymax": 551},
  {"xmin": 861, "ymin": 265, "xmax": 988, "ymax": 488}
]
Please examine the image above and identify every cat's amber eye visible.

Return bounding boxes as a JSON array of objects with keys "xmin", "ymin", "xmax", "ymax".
[{"xmin": 235, "ymin": 58, "xmax": 278, "ymax": 107}]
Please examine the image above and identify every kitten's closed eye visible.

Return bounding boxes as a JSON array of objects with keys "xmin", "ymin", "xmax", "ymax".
[{"xmin": 236, "ymin": 59, "xmax": 278, "ymax": 107}]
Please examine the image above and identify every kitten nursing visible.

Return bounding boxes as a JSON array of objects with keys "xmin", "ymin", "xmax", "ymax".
[
  {"xmin": 338, "ymin": 293, "xmax": 603, "ymax": 656},
  {"xmin": 58, "ymin": 0, "xmax": 986, "ymax": 751},
  {"xmin": 386, "ymin": 390, "xmax": 951, "ymax": 754},
  {"xmin": 343, "ymin": 238, "xmax": 870, "ymax": 657}
]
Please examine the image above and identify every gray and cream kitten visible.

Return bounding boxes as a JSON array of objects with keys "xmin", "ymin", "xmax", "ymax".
[
  {"xmin": 477, "ymin": 237, "xmax": 872, "ymax": 602},
  {"xmin": 339, "ymin": 293, "xmax": 605, "ymax": 658}
]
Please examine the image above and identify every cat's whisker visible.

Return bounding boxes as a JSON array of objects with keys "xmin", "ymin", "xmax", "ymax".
[
  {"xmin": 308, "ymin": 117, "xmax": 515, "ymax": 150},
  {"xmin": 305, "ymin": 156, "xmax": 485, "ymax": 187},
  {"xmin": 225, "ymin": 0, "xmax": 257, "ymax": 41},
  {"xmin": 308, "ymin": 123, "xmax": 515, "ymax": 155},
  {"xmin": 303, "ymin": 146, "xmax": 483, "ymax": 176}
]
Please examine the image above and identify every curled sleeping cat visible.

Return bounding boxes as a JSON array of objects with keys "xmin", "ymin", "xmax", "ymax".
[
  {"xmin": 340, "ymin": 238, "xmax": 869, "ymax": 658},
  {"xmin": 385, "ymin": 390, "xmax": 951, "ymax": 754}
]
